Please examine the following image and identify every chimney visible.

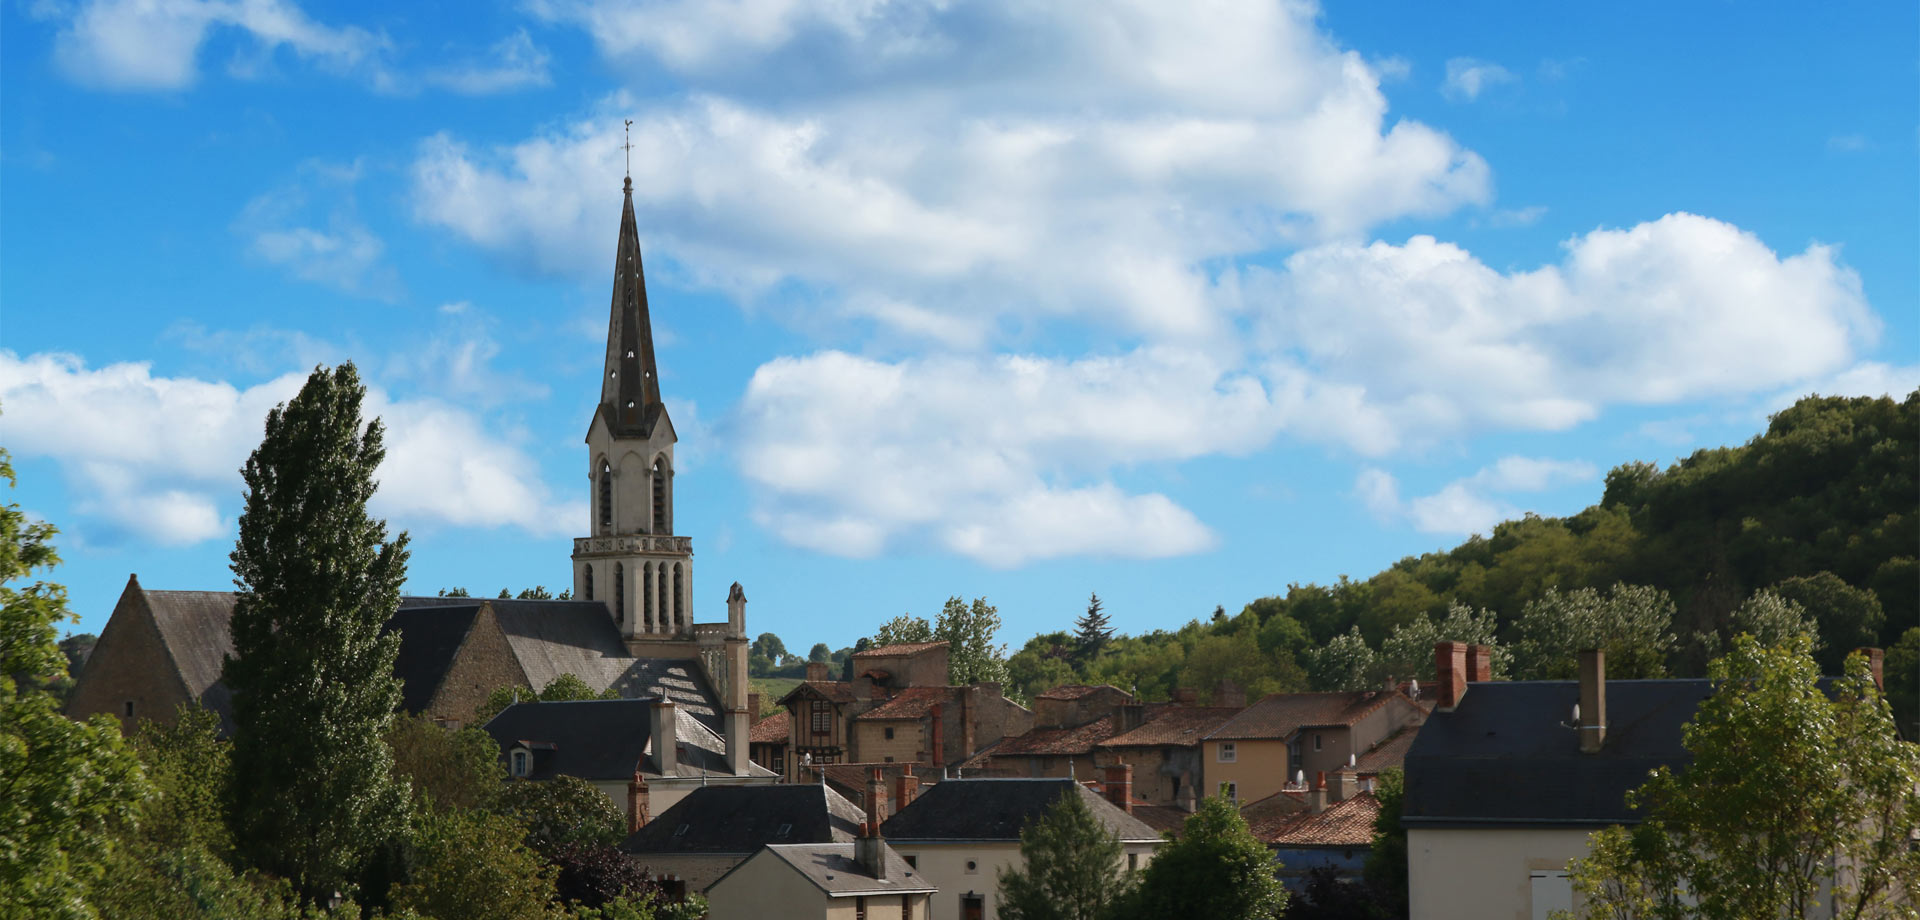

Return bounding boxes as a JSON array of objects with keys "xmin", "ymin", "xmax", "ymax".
[
  {"xmin": 1172, "ymin": 688, "xmax": 1198, "ymax": 705},
  {"xmin": 627, "ymin": 767, "xmax": 650, "ymax": 833},
  {"xmin": 893, "ymin": 769, "xmax": 920, "ymax": 812},
  {"xmin": 1308, "ymin": 771, "xmax": 1328, "ymax": 815},
  {"xmin": 1433, "ymin": 642, "xmax": 1468, "ymax": 709},
  {"xmin": 854, "ymin": 822, "xmax": 890, "ymax": 880},
  {"xmin": 1329, "ymin": 769, "xmax": 1356, "ymax": 804},
  {"xmin": 929, "ymin": 702, "xmax": 945, "ymax": 767},
  {"xmin": 1466, "ymin": 645, "xmax": 1494, "ymax": 683},
  {"xmin": 747, "ymin": 692, "xmax": 763, "ymax": 726},
  {"xmin": 1854, "ymin": 647, "xmax": 1885, "ymax": 690},
  {"xmin": 1214, "ymin": 679, "xmax": 1246, "ymax": 709},
  {"xmin": 1103, "ymin": 764, "xmax": 1134, "ymax": 814},
  {"xmin": 725, "ymin": 707, "xmax": 750, "ymax": 776},
  {"xmin": 1117, "ymin": 703, "xmax": 1145, "ymax": 734},
  {"xmin": 1578, "ymin": 648, "xmax": 1607, "ymax": 754},
  {"xmin": 960, "ymin": 688, "xmax": 976, "ymax": 760},
  {"xmin": 726, "ymin": 582, "xmax": 747, "ymax": 639},
  {"xmin": 651, "ymin": 698, "xmax": 678, "ymax": 775},
  {"xmin": 806, "ymin": 661, "xmax": 832, "ymax": 682},
  {"xmin": 866, "ymin": 768, "xmax": 890, "ymax": 827}
]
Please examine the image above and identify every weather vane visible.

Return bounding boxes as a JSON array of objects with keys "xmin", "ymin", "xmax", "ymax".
[{"xmin": 621, "ymin": 119, "xmax": 634, "ymax": 180}]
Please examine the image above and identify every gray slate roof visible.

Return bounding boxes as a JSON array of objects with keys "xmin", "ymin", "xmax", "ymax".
[
  {"xmin": 622, "ymin": 783, "xmax": 865, "ymax": 855},
  {"xmin": 1402, "ymin": 679, "xmax": 1714, "ymax": 828},
  {"xmin": 751, "ymin": 843, "xmax": 935, "ymax": 897},
  {"xmin": 385, "ymin": 604, "xmax": 482, "ymax": 714},
  {"xmin": 879, "ymin": 778, "xmax": 1160, "ymax": 843},
  {"xmin": 483, "ymin": 698, "xmax": 762, "ymax": 781}
]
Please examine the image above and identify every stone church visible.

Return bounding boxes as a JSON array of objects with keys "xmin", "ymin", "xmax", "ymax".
[{"xmin": 66, "ymin": 175, "xmax": 771, "ymax": 799}]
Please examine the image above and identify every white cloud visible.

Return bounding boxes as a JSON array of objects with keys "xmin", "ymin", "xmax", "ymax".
[
  {"xmin": 423, "ymin": 30, "xmax": 552, "ymax": 94},
  {"xmin": 1486, "ymin": 204, "xmax": 1547, "ymax": 227},
  {"xmin": 1358, "ymin": 456, "xmax": 1597, "ymax": 536},
  {"xmin": 1767, "ymin": 361, "xmax": 1920, "ymax": 410},
  {"xmin": 413, "ymin": 0, "xmax": 1491, "ymax": 342},
  {"xmin": 1256, "ymin": 212, "xmax": 1877, "ymax": 453},
  {"xmin": 0, "ymin": 351, "xmax": 579, "ymax": 545},
  {"xmin": 235, "ymin": 161, "xmax": 401, "ymax": 298},
  {"xmin": 41, "ymin": 0, "xmax": 386, "ymax": 91},
  {"xmin": 1441, "ymin": 57, "xmax": 1515, "ymax": 101}
]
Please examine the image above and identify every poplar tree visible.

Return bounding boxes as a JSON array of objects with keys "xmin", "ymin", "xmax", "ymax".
[{"xmin": 223, "ymin": 363, "xmax": 410, "ymax": 901}]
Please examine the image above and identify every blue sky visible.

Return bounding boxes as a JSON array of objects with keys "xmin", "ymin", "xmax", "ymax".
[{"xmin": 4, "ymin": 0, "xmax": 1915, "ymax": 650}]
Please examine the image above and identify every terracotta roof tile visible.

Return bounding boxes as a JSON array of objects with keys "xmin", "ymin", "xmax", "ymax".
[
  {"xmin": 980, "ymin": 715, "xmax": 1117, "ymax": 757},
  {"xmin": 750, "ymin": 710, "xmax": 790, "ymax": 744},
  {"xmin": 784, "ymin": 680, "xmax": 857, "ymax": 704},
  {"xmin": 1238, "ymin": 790, "xmax": 1309, "ymax": 840},
  {"xmin": 1204, "ymin": 692, "xmax": 1399, "ymax": 741},
  {"xmin": 852, "ymin": 642, "xmax": 948, "ymax": 658},
  {"xmin": 1249, "ymin": 793, "xmax": 1380, "ymax": 847},
  {"xmin": 1097, "ymin": 707, "xmax": 1241, "ymax": 749},
  {"xmin": 1035, "ymin": 684, "xmax": 1125, "ymax": 701},
  {"xmin": 854, "ymin": 686, "xmax": 953, "ymax": 721},
  {"xmin": 1354, "ymin": 724, "xmax": 1418, "ymax": 774},
  {"xmin": 1131, "ymin": 804, "xmax": 1189, "ymax": 837}
]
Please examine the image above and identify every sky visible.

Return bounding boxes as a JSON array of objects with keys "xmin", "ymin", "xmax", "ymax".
[{"xmin": 3, "ymin": 0, "xmax": 1916, "ymax": 650}]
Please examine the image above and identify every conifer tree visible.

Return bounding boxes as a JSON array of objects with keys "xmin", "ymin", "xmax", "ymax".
[
  {"xmin": 996, "ymin": 789, "xmax": 1131, "ymax": 920},
  {"xmin": 1073, "ymin": 592, "xmax": 1113, "ymax": 664},
  {"xmin": 223, "ymin": 363, "xmax": 410, "ymax": 901}
]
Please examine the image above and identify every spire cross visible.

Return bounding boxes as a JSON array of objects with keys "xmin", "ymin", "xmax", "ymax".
[{"xmin": 621, "ymin": 119, "xmax": 634, "ymax": 180}]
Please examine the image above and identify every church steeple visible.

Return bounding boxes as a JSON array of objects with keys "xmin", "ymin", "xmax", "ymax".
[{"xmin": 600, "ymin": 176, "xmax": 669, "ymax": 439}]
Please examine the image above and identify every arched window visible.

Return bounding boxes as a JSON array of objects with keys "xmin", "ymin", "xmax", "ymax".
[
  {"xmin": 583, "ymin": 564, "xmax": 594, "ymax": 603},
  {"xmin": 598, "ymin": 459, "xmax": 613, "ymax": 531},
  {"xmin": 614, "ymin": 563, "xmax": 625, "ymax": 625},
  {"xmin": 652, "ymin": 457, "xmax": 669, "ymax": 534}
]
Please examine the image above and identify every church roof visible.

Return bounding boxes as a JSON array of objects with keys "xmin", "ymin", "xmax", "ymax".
[{"xmin": 597, "ymin": 176, "xmax": 669, "ymax": 440}]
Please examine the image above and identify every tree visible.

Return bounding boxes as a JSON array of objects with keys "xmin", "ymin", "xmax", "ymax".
[
  {"xmin": 495, "ymin": 775, "xmax": 626, "ymax": 855},
  {"xmin": 391, "ymin": 808, "xmax": 563, "ymax": 920},
  {"xmin": 1565, "ymin": 639, "xmax": 1920, "ymax": 919},
  {"xmin": 873, "ymin": 613, "xmax": 934, "ymax": 647},
  {"xmin": 1074, "ymin": 593, "xmax": 1114, "ymax": 663},
  {"xmin": 936, "ymin": 595, "xmax": 1009, "ymax": 685},
  {"xmin": 1117, "ymin": 794, "xmax": 1287, "ymax": 920},
  {"xmin": 475, "ymin": 673, "xmax": 619, "ymax": 724},
  {"xmin": 222, "ymin": 363, "xmax": 412, "ymax": 901},
  {"xmin": 1377, "ymin": 603, "xmax": 1507, "ymax": 684},
  {"xmin": 808, "ymin": 642, "xmax": 833, "ymax": 663},
  {"xmin": 131, "ymin": 705, "xmax": 232, "ymax": 857},
  {"xmin": 388, "ymin": 714, "xmax": 503, "ymax": 813},
  {"xmin": 1511, "ymin": 584, "xmax": 1676, "ymax": 680},
  {"xmin": 751, "ymin": 632, "xmax": 788, "ymax": 662},
  {"xmin": 1361, "ymin": 767, "xmax": 1407, "ymax": 919},
  {"xmin": 1692, "ymin": 589, "xmax": 1821, "ymax": 662},
  {"xmin": 1768, "ymin": 572, "xmax": 1885, "ymax": 673},
  {"xmin": 996, "ymin": 788, "xmax": 1132, "ymax": 920},
  {"xmin": 1305, "ymin": 625, "xmax": 1377, "ymax": 692},
  {"xmin": 0, "ymin": 446, "xmax": 148, "ymax": 920},
  {"xmin": 438, "ymin": 587, "xmax": 471, "ymax": 597},
  {"xmin": 1887, "ymin": 627, "xmax": 1919, "ymax": 740}
]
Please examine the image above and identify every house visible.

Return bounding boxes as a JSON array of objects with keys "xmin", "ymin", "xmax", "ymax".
[
  {"xmin": 706, "ymin": 775, "xmax": 935, "ymax": 920},
  {"xmin": 880, "ymin": 775, "xmax": 1160, "ymax": 920},
  {"xmin": 958, "ymin": 684, "xmax": 1133, "ymax": 781},
  {"xmin": 1095, "ymin": 700, "xmax": 1242, "ymax": 810},
  {"xmin": 1201, "ymin": 688, "xmax": 1426, "ymax": 806},
  {"xmin": 1243, "ymin": 773, "xmax": 1378, "ymax": 888},
  {"xmin": 1403, "ymin": 642, "xmax": 1706, "ymax": 920},
  {"xmin": 482, "ymin": 697, "xmax": 776, "ymax": 822},
  {"xmin": 620, "ymin": 782, "xmax": 868, "ymax": 894},
  {"xmin": 749, "ymin": 708, "xmax": 791, "ymax": 776}
]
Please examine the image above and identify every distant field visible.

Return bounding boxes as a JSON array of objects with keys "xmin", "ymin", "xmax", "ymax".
[{"xmin": 751, "ymin": 677, "xmax": 800, "ymax": 714}]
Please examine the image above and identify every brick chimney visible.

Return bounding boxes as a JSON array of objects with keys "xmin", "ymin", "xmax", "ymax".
[
  {"xmin": 1433, "ymin": 642, "xmax": 1468, "ymax": 710},
  {"xmin": 1466, "ymin": 645, "xmax": 1494, "ymax": 683},
  {"xmin": 1103, "ymin": 764, "xmax": 1134, "ymax": 814},
  {"xmin": 806, "ymin": 661, "xmax": 832, "ymax": 682},
  {"xmin": 856, "ymin": 768, "xmax": 891, "ymax": 880},
  {"xmin": 1329, "ymin": 768, "xmax": 1356, "ymax": 803},
  {"xmin": 627, "ymin": 767, "xmax": 650, "ymax": 833},
  {"xmin": 650, "ymin": 698, "xmax": 678, "ymax": 774},
  {"xmin": 929, "ymin": 702, "xmax": 946, "ymax": 766},
  {"xmin": 1307, "ymin": 771, "xmax": 1328, "ymax": 815},
  {"xmin": 893, "ymin": 768, "xmax": 920, "ymax": 812},
  {"xmin": 1578, "ymin": 649, "xmax": 1607, "ymax": 754},
  {"xmin": 1214, "ymin": 679, "xmax": 1246, "ymax": 709},
  {"xmin": 1172, "ymin": 687, "xmax": 1198, "ymax": 705},
  {"xmin": 866, "ymin": 768, "xmax": 890, "ymax": 826},
  {"xmin": 1854, "ymin": 647, "xmax": 1885, "ymax": 690}
]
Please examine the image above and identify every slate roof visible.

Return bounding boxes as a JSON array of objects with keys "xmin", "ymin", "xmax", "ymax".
[
  {"xmin": 1402, "ymin": 679, "xmax": 1715, "ymax": 828},
  {"xmin": 853, "ymin": 642, "xmax": 947, "ymax": 658},
  {"xmin": 880, "ymin": 778, "xmax": 1160, "ymax": 842},
  {"xmin": 1253, "ymin": 793, "xmax": 1379, "ymax": 847},
  {"xmin": 978, "ymin": 715, "xmax": 1116, "ymax": 757},
  {"xmin": 1035, "ymin": 684, "xmax": 1124, "ymax": 701},
  {"xmin": 143, "ymin": 590, "xmax": 238, "ymax": 700},
  {"xmin": 622, "ymin": 783, "xmax": 864, "ymax": 854},
  {"xmin": 1205, "ymin": 691, "xmax": 1398, "ymax": 741},
  {"xmin": 748, "ymin": 843, "xmax": 936, "ymax": 897},
  {"xmin": 1098, "ymin": 707, "xmax": 1241, "ymax": 749},
  {"xmin": 1354, "ymin": 724, "xmax": 1418, "ymax": 775},
  {"xmin": 384, "ymin": 604, "xmax": 482, "ymax": 714},
  {"xmin": 854, "ymin": 687, "xmax": 951, "ymax": 721},
  {"xmin": 749, "ymin": 710, "xmax": 790, "ymax": 744},
  {"xmin": 483, "ymin": 698, "xmax": 765, "ymax": 781}
]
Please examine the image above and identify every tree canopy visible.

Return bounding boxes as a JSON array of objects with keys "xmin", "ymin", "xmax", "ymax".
[
  {"xmin": 1117, "ymin": 794, "xmax": 1287, "ymax": 920},
  {"xmin": 995, "ymin": 788, "xmax": 1132, "ymax": 920}
]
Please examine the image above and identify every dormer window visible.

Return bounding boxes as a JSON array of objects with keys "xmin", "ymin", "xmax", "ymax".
[{"xmin": 511, "ymin": 750, "xmax": 530, "ymax": 777}]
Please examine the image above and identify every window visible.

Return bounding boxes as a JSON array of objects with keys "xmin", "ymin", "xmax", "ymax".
[
  {"xmin": 123, "ymin": 700, "xmax": 134, "ymax": 719},
  {"xmin": 1530, "ymin": 870, "xmax": 1572, "ymax": 920},
  {"xmin": 771, "ymin": 749, "xmax": 785, "ymax": 773},
  {"xmin": 583, "ymin": 564, "xmax": 594, "ymax": 602},
  {"xmin": 902, "ymin": 898, "xmax": 912, "ymax": 920},
  {"xmin": 811, "ymin": 700, "xmax": 833, "ymax": 734},
  {"xmin": 1288, "ymin": 738, "xmax": 1302, "ymax": 765},
  {"xmin": 1223, "ymin": 782, "xmax": 1238, "ymax": 803},
  {"xmin": 615, "ymin": 563, "xmax": 626, "ymax": 625},
  {"xmin": 1314, "ymin": 733, "xmax": 1323, "ymax": 752},
  {"xmin": 884, "ymin": 727, "xmax": 896, "ymax": 740},
  {"xmin": 1218, "ymin": 741, "xmax": 1236, "ymax": 763},
  {"xmin": 855, "ymin": 896, "xmax": 867, "ymax": 920},
  {"xmin": 1128, "ymin": 853, "xmax": 1138, "ymax": 871},
  {"xmin": 598, "ymin": 460, "xmax": 612, "ymax": 529},
  {"xmin": 964, "ymin": 860, "xmax": 978, "ymax": 874},
  {"xmin": 511, "ymin": 751, "xmax": 529, "ymax": 777},
  {"xmin": 651, "ymin": 457, "xmax": 669, "ymax": 533}
]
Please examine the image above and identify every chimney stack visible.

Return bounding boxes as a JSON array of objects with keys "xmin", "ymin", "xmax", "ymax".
[
  {"xmin": 866, "ymin": 768, "xmax": 890, "ymax": 827},
  {"xmin": 1466, "ymin": 645, "xmax": 1494, "ymax": 683},
  {"xmin": 929, "ymin": 702, "xmax": 946, "ymax": 766},
  {"xmin": 747, "ymin": 692, "xmax": 763, "ymax": 726},
  {"xmin": 806, "ymin": 661, "xmax": 832, "ymax": 682},
  {"xmin": 627, "ymin": 767, "xmax": 650, "ymax": 833},
  {"xmin": 726, "ymin": 582, "xmax": 747, "ymax": 639},
  {"xmin": 1434, "ymin": 642, "xmax": 1468, "ymax": 709},
  {"xmin": 893, "ymin": 769, "xmax": 920, "ymax": 812},
  {"xmin": 1578, "ymin": 649, "xmax": 1607, "ymax": 754},
  {"xmin": 1117, "ymin": 703, "xmax": 1145, "ymax": 734},
  {"xmin": 651, "ymin": 698, "xmax": 678, "ymax": 775},
  {"xmin": 856, "ymin": 768, "xmax": 891, "ymax": 880},
  {"xmin": 1214, "ymin": 679, "xmax": 1246, "ymax": 709},
  {"xmin": 1103, "ymin": 764, "xmax": 1134, "ymax": 814},
  {"xmin": 1330, "ymin": 768, "xmax": 1356, "ymax": 803},
  {"xmin": 1854, "ymin": 647, "xmax": 1885, "ymax": 691},
  {"xmin": 725, "ymin": 707, "xmax": 750, "ymax": 776},
  {"xmin": 1308, "ymin": 771, "xmax": 1328, "ymax": 815}
]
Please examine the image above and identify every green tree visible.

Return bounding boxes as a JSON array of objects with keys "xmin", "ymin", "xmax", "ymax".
[
  {"xmin": 222, "ymin": 363, "xmax": 412, "ymax": 901},
  {"xmin": 438, "ymin": 587, "xmax": 471, "ymax": 597},
  {"xmin": 995, "ymin": 788, "xmax": 1133, "ymax": 920},
  {"xmin": 937, "ymin": 595, "xmax": 1010, "ymax": 685},
  {"xmin": 1511, "ymin": 584, "xmax": 1676, "ymax": 680},
  {"xmin": 130, "ymin": 705, "xmax": 232, "ymax": 857},
  {"xmin": 1768, "ymin": 572, "xmax": 1885, "ymax": 673},
  {"xmin": 1118, "ymin": 794, "xmax": 1287, "ymax": 920},
  {"xmin": 873, "ymin": 613, "xmax": 935, "ymax": 647},
  {"xmin": 391, "ymin": 808, "xmax": 562, "ymax": 920},
  {"xmin": 474, "ymin": 673, "xmax": 619, "ymax": 724},
  {"xmin": 1565, "ymin": 639, "xmax": 1920, "ymax": 919},
  {"xmin": 1361, "ymin": 767, "xmax": 1407, "ymax": 919},
  {"xmin": 1887, "ymin": 627, "xmax": 1919, "ymax": 740},
  {"xmin": 751, "ymin": 632, "xmax": 788, "ymax": 662},
  {"xmin": 0, "ymin": 447, "xmax": 148, "ymax": 920},
  {"xmin": 808, "ymin": 642, "xmax": 832, "ymax": 662},
  {"xmin": 1074, "ymin": 593, "xmax": 1114, "ymax": 663},
  {"xmin": 1692, "ymin": 589, "xmax": 1821, "ymax": 662},
  {"xmin": 1377, "ymin": 603, "xmax": 1507, "ymax": 684},
  {"xmin": 1178, "ymin": 631, "xmax": 1304, "ymax": 701},
  {"xmin": 388, "ymin": 714, "xmax": 503, "ymax": 812},
  {"xmin": 1305, "ymin": 625, "xmax": 1378, "ymax": 691},
  {"xmin": 494, "ymin": 775, "xmax": 626, "ymax": 855}
]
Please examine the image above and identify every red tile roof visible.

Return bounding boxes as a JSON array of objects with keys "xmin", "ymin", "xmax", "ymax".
[
  {"xmin": 1204, "ymin": 691, "xmax": 1400, "ymax": 741},
  {"xmin": 854, "ymin": 686, "xmax": 952, "ymax": 721},
  {"xmin": 980, "ymin": 715, "xmax": 1117, "ymax": 757},
  {"xmin": 1249, "ymin": 793, "xmax": 1380, "ymax": 847},
  {"xmin": 1097, "ymin": 707, "xmax": 1241, "ymax": 749},
  {"xmin": 784, "ymin": 680, "xmax": 857, "ymax": 704},
  {"xmin": 1035, "ymin": 684, "xmax": 1125, "ymax": 701},
  {"xmin": 1132, "ymin": 804, "xmax": 1189, "ymax": 837},
  {"xmin": 1354, "ymin": 724, "xmax": 1418, "ymax": 774},
  {"xmin": 750, "ymin": 710, "xmax": 790, "ymax": 744},
  {"xmin": 1238, "ymin": 790, "xmax": 1309, "ymax": 839},
  {"xmin": 853, "ymin": 642, "xmax": 948, "ymax": 658}
]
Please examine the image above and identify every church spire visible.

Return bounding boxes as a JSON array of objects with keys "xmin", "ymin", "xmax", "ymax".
[{"xmin": 600, "ymin": 175, "xmax": 667, "ymax": 438}]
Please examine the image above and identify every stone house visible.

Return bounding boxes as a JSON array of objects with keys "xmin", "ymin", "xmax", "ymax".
[
  {"xmin": 1095, "ymin": 702, "xmax": 1242, "ymax": 810},
  {"xmin": 1200, "ymin": 687, "xmax": 1427, "ymax": 806}
]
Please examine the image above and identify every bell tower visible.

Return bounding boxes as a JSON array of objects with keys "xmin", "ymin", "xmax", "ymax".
[{"xmin": 572, "ymin": 176, "xmax": 694, "ymax": 641}]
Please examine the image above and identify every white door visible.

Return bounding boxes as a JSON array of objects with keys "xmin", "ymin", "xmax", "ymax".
[{"xmin": 1530, "ymin": 870, "xmax": 1572, "ymax": 920}]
